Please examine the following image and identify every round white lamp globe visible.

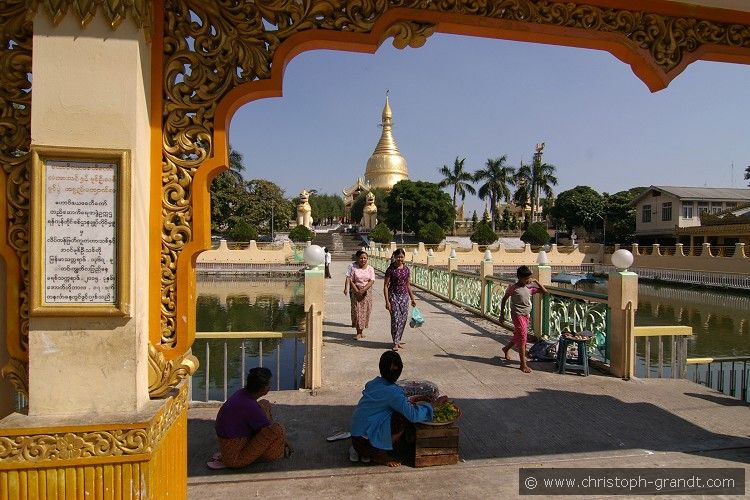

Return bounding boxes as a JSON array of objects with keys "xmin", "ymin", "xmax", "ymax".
[
  {"xmin": 303, "ymin": 244, "xmax": 325, "ymax": 268},
  {"xmin": 611, "ymin": 249, "xmax": 634, "ymax": 271},
  {"xmin": 428, "ymin": 249, "xmax": 433, "ymax": 257},
  {"xmin": 484, "ymin": 249, "xmax": 492, "ymax": 261},
  {"xmin": 449, "ymin": 249, "xmax": 457, "ymax": 259},
  {"xmin": 536, "ymin": 250, "xmax": 550, "ymax": 266}
]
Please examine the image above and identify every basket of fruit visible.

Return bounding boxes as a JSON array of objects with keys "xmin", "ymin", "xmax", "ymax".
[{"xmin": 423, "ymin": 400, "xmax": 461, "ymax": 426}]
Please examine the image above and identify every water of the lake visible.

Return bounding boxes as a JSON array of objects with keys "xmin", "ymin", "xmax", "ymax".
[
  {"xmin": 635, "ymin": 281, "xmax": 750, "ymax": 358},
  {"xmin": 192, "ymin": 278, "xmax": 306, "ymax": 401}
]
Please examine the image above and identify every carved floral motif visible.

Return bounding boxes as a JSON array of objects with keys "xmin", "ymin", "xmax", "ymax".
[
  {"xmin": 158, "ymin": 0, "xmax": 750, "ymax": 352},
  {"xmin": 0, "ymin": 384, "xmax": 187, "ymax": 464}
]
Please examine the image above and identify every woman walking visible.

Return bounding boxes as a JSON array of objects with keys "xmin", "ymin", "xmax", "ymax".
[
  {"xmin": 383, "ymin": 248, "xmax": 416, "ymax": 351},
  {"xmin": 344, "ymin": 250, "xmax": 375, "ymax": 339}
]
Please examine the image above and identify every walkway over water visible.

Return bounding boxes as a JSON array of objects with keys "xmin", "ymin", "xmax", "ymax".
[{"xmin": 188, "ymin": 261, "xmax": 750, "ymax": 497}]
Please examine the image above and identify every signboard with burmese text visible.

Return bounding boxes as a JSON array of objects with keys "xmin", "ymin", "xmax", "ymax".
[{"xmin": 30, "ymin": 146, "xmax": 130, "ymax": 316}]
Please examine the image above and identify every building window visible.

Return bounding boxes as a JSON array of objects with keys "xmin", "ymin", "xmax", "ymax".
[
  {"xmin": 697, "ymin": 201, "xmax": 709, "ymax": 214},
  {"xmin": 711, "ymin": 202, "xmax": 723, "ymax": 214},
  {"xmin": 642, "ymin": 204, "xmax": 651, "ymax": 223},
  {"xmin": 662, "ymin": 202, "xmax": 672, "ymax": 221},
  {"xmin": 725, "ymin": 202, "xmax": 737, "ymax": 210},
  {"xmin": 681, "ymin": 202, "xmax": 693, "ymax": 218}
]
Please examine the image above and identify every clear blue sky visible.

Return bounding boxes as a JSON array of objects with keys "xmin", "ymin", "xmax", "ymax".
[{"xmin": 229, "ymin": 33, "xmax": 750, "ymax": 216}]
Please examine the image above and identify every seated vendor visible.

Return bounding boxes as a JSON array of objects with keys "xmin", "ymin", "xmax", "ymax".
[
  {"xmin": 209, "ymin": 367, "xmax": 291, "ymax": 469},
  {"xmin": 350, "ymin": 351, "xmax": 434, "ymax": 466}
]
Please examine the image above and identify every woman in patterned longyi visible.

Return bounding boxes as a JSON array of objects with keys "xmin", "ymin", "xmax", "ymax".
[
  {"xmin": 383, "ymin": 248, "xmax": 416, "ymax": 351},
  {"xmin": 344, "ymin": 250, "xmax": 375, "ymax": 340}
]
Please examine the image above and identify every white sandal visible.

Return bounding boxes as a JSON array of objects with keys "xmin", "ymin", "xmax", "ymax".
[{"xmin": 206, "ymin": 458, "xmax": 226, "ymax": 470}]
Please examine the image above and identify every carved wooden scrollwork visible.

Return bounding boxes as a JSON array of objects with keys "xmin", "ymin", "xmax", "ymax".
[
  {"xmin": 30, "ymin": 0, "xmax": 152, "ymax": 32},
  {"xmin": 158, "ymin": 0, "xmax": 750, "ymax": 356},
  {"xmin": 0, "ymin": 1, "xmax": 33, "ymax": 397}
]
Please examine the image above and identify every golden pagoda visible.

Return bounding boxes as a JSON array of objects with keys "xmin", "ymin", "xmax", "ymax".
[
  {"xmin": 363, "ymin": 92, "xmax": 409, "ymax": 189},
  {"xmin": 343, "ymin": 93, "xmax": 410, "ymax": 219}
]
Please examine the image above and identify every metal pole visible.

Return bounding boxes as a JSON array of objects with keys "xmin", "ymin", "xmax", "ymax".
[
  {"xmin": 271, "ymin": 202, "xmax": 274, "ymax": 241},
  {"xmin": 401, "ymin": 198, "xmax": 404, "ymax": 244}
]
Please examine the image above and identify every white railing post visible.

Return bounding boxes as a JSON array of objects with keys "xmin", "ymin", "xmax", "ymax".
[
  {"xmin": 532, "ymin": 264, "xmax": 552, "ymax": 337},
  {"xmin": 608, "ymin": 266, "xmax": 639, "ymax": 379},
  {"xmin": 479, "ymin": 250, "xmax": 493, "ymax": 314}
]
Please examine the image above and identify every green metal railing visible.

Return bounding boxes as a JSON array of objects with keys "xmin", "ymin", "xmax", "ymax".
[{"xmin": 370, "ymin": 255, "xmax": 611, "ymax": 363}]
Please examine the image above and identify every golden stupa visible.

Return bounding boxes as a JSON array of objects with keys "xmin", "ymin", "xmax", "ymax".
[
  {"xmin": 342, "ymin": 93, "xmax": 410, "ymax": 218},
  {"xmin": 363, "ymin": 93, "xmax": 409, "ymax": 189}
]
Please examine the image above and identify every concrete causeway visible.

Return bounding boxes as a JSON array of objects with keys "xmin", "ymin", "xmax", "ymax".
[{"xmin": 188, "ymin": 261, "xmax": 750, "ymax": 498}]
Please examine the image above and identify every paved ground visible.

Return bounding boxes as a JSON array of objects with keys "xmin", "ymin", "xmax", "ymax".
[{"xmin": 188, "ymin": 261, "xmax": 750, "ymax": 498}]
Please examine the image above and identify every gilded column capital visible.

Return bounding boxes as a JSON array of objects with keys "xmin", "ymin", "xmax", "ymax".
[
  {"xmin": 0, "ymin": 383, "xmax": 187, "ymax": 467},
  {"xmin": 27, "ymin": 0, "xmax": 153, "ymax": 34}
]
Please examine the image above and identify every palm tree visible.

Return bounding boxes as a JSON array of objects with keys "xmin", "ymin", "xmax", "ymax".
[
  {"xmin": 474, "ymin": 156, "xmax": 516, "ymax": 230},
  {"xmin": 530, "ymin": 161, "xmax": 558, "ymax": 222},
  {"xmin": 438, "ymin": 156, "xmax": 477, "ymax": 211},
  {"xmin": 513, "ymin": 161, "xmax": 532, "ymax": 215}
]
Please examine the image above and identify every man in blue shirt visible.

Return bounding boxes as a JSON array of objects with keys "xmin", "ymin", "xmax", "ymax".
[{"xmin": 350, "ymin": 351, "xmax": 433, "ymax": 466}]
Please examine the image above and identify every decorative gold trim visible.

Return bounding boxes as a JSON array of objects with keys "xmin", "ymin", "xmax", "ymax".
[
  {"xmin": 0, "ymin": 358, "xmax": 28, "ymax": 397},
  {"xmin": 0, "ymin": 382, "xmax": 188, "ymax": 467},
  {"xmin": 29, "ymin": 0, "xmax": 153, "ymax": 34},
  {"xmin": 158, "ymin": 0, "xmax": 750, "ymax": 357},
  {"xmin": 147, "ymin": 343, "xmax": 198, "ymax": 398},
  {"xmin": 29, "ymin": 146, "xmax": 131, "ymax": 316},
  {"xmin": 0, "ymin": 2, "xmax": 33, "ymax": 397}
]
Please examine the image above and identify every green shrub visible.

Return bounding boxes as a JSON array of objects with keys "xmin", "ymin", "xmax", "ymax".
[
  {"xmin": 470, "ymin": 222, "xmax": 497, "ymax": 245},
  {"xmin": 369, "ymin": 223, "xmax": 393, "ymax": 244},
  {"xmin": 418, "ymin": 222, "xmax": 445, "ymax": 244},
  {"xmin": 228, "ymin": 219, "xmax": 258, "ymax": 242},
  {"xmin": 521, "ymin": 222, "xmax": 550, "ymax": 245},
  {"xmin": 288, "ymin": 225, "xmax": 315, "ymax": 242}
]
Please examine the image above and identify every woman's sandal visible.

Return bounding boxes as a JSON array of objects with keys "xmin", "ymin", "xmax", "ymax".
[{"xmin": 206, "ymin": 458, "xmax": 226, "ymax": 470}]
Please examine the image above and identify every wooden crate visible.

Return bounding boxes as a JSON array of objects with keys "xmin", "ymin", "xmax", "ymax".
[{"xmin": 413, "ymin": 422, "xmax": 459, "ymax": 467}]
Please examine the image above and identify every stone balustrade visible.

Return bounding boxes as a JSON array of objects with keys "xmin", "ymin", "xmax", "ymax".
[
  {"xmin": 612, "ymin": 243, "xmax": 750, "ymax": 274},
  {"xmin": 197, "ymin": 239, "xmax": 295, "ymax": 264},
  {"xmin": 371, "ymin": 241, "xmax": 602, "ymax": 267}
]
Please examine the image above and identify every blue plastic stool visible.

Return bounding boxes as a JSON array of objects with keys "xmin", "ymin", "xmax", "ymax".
[{"xmin": 556, "ymin": 337, "xmax": 590, "ymax": 376}]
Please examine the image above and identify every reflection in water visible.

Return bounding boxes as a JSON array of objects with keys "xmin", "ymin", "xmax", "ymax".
[
  {"xmin": 192, "ymin": 279, "xmax": 306, "ymax": 400},
  {"xmin": 635, "ymin": 283, "xmax": 750, "ymax": 358},
  {"xmin": 577, "ymin": 281, "xmax": 749, "ymax": 358}
]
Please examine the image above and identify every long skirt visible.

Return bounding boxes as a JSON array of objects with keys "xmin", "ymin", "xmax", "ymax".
[
  {"xmin": 388, "ymin": 292, "xmax": 409, "ymax": 344},
  {"xmin": 350, "ymin": 288, "xmax": 372, "ymax": 330},
  {"xmin": 216, "ymin": 398, "xmax": 285, "ymax": 468},
  {"xmin": 218, "ymin": 423, "xmax": 286, "ymax": 468}
]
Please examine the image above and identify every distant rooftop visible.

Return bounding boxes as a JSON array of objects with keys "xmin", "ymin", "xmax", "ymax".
[{"xmin": 632, "ymin": 185, "xmax": 750, "ymax": 205}]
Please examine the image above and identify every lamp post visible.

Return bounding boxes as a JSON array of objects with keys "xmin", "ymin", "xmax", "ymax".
[
  {"xmin": 270, "ymin": 202, "xmax": 274, "ymax": 242},
  {"xmin": 400, "ymin": 198, "xmax": 404, "ymax": 245},
  {"xmin": 596, "ymin": 213, "xmax": 606, "ymax": 246}
]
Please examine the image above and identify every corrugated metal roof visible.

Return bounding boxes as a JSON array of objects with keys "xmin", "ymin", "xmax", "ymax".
[
  {"xmin": 653, "ymin": 186, "xmax": 750, "ymax": 200},
  {"xmin": 631, "ymin": 185, "xmax": 750, "ymax": 205}
]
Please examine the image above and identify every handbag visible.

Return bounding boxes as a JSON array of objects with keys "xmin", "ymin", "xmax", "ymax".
[{"xmin": 409, "ymin": 306, "xmax": 425, "ymax": 328}]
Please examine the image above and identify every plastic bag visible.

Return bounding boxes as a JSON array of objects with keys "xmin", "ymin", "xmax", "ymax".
[
  {"xmin": 397, "ymin": 379, "xmax": 439, "ymax": 400},
  {"xmin": 409, "ymin": 306, "xmax": 424, "ymax": 328}
]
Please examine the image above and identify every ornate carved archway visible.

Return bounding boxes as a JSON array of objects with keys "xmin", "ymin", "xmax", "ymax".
[{"xmin": 2, "ymin": 0, "xmax": 750, "ymax": 396}]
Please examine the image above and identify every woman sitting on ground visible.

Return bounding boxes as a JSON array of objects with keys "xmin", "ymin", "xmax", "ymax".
[
  {"xmin": 349, "ymin": 351, "xmax": 434, "ymax": 466},
  {"xmin": 209, "ymin": 367, "xmax": 292, "ymax": 469}
]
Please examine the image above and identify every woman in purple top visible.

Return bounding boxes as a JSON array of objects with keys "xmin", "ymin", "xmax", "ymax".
[
  {"xmin": 208, "ymin": 367, "xmax": 291, "ymax": 469},
  {"xmin": 383, "ymin": 248, "xmax": 417, "ymax": 351}
]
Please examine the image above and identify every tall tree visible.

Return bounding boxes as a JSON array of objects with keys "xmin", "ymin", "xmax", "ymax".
[
  {"xmin": 551, "ymin": 186, "xmax": 605, "ymax": 234},
  {"xmin": 474, "ymin": 156, "xmax": 515, "ymax": 230},
  {"xmin": 438, "ymin": 157, "xmax": 476, "ymax": 209},
  {"xmin": 513, "ymin": 161, "xmax": 531, "ymax": 216},
  {"xmin": 383, "ymin": 180, "xmax": 455, "ymax": 234},
  {"xmin": 745, "ymin": 165, "xmax": 750, "ymax": 186},
  {"xmin": 528, "ymin": 149, "xmax": 558, "ymax": 222}
]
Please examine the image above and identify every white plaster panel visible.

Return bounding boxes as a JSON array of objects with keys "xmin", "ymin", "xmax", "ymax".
[{"xmin": 29, "ymin": 13, "xmax": 151, "ymax": 417}]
